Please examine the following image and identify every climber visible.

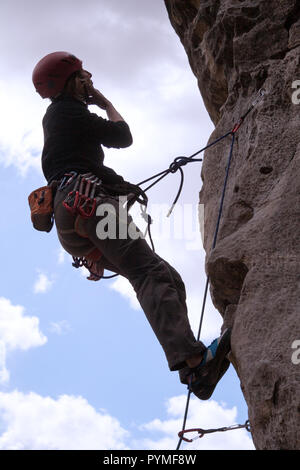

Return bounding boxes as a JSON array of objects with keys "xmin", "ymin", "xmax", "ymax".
[{"xmin": 31, "ymin": 51, "xmax": 232, "ymax": 400}]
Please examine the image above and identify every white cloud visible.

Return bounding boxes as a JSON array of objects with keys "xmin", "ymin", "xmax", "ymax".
[
  {"xmin": 0, "ymin": 80, "xmax": 44, "ymax": 177},
  {"xmin": 109, "ymin": 277, "xmax": 141, "ymax": 311},
  {"xmin": 33, "ymin": 271, "xmax": 54, "ymax": 294},
  {"xmin": 0, "ymin": 342, "xmax": 9, "ymax": 384},
  {"xmin": 0, "ymin": 390, "xmax": 128, "ymax": 450},
  {"xmin": 137, "ymin": 395, "xmax": 254, "ymax": 450},
  {"xmin": 0, "ymin": 390, "xmax": 253, "ymax": 450},
  {"xmin": 57, "ymin": 246, "xmax": 66, "ymax": 264},
  {"xmin": 49, "ymin": 320, "xmax": 71, "ymax": 336},
  {"xmin": 0, "ymin": 297, "xmax": 47, "ymax": 383},
  {"xmin": 57, "ymin": 246, "xmax": 73, "ymax": 266},
  {"xmin": 186, "ymin": 291, "xmax": 223, "ymax": 343},
  {"xmin": 79, "ymin": 265, "xmax": 91, "ymax": 279}
]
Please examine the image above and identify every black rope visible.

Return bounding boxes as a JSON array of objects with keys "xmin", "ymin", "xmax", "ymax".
[
  {"xmin": 88, "ymin": 130, "xmax": 232, "ymax": 281},
  {"xmin": 176, "ymin": 132, "xmax": 236, "ymax": 450},
  {"xmin": 137, "ymin": 131, "xmax": 232, "ymax": 217},
  {"xmin": 137, "ymin": 131, "xmax": 232, "ymax": 188},
  {"xmin": 175, "ymin": 88, "xmax": 267, "ymax": 449}
]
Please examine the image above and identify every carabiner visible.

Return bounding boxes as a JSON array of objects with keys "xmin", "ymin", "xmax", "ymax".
[{"xmin": 78, "ymin": 197, "xmax": 97, "ymax": 218}]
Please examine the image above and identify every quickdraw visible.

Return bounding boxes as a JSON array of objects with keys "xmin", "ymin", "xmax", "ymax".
[
  {"xmin": 77, "ymin": 175, "xmax": 98, "ymax": 218},
  {"xmin": 178, "ymin": 420, "xmax": 251, "ymax": 443},
  {"xmin": 62, "ymin": 173, "xmax": 102, "ymax": 218}
]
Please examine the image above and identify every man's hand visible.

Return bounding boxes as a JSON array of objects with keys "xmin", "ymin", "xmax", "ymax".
[
  {"xmin": 85, "ymin": 84, "xmax": 126, "ymax": 122},
  {"xmin": 85, "ymin": 84, "xmax": 111, "ymax": 110}
]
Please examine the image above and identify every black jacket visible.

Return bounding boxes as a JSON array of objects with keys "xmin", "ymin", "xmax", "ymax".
[{"xmin": 41, "ymin": 96, "xmax": 132, "ymax": 184}]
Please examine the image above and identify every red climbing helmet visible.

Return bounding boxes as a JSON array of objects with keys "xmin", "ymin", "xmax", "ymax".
[{"xmin": 32, "ymin": 51, "xmax": 83, "ymax": 98}]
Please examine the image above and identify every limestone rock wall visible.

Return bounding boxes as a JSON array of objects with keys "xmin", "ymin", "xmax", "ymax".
[{"xmin": 164, "ymin": 0, "xmax": 300, "ymax": 449}]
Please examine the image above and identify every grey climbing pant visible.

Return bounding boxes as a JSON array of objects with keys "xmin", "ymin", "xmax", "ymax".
[{"xmin": 53, "ymin": 181, "xmax": 206, "ymax": 371}]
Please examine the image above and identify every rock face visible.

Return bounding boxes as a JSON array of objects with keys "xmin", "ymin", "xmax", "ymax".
[{"xmin": 165, "ymin": 0, "xmax": 300, "ymax": 450}]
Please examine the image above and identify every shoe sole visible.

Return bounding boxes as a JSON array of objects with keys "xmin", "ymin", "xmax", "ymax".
[{"xmin": 190, "ymin": 328, "xmax": 232, "ymax": 400}]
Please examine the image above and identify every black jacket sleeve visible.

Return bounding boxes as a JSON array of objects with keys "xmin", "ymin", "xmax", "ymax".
[{"xmin": 84, "ymin": 111, "xmax": 133, "ymax": 149}]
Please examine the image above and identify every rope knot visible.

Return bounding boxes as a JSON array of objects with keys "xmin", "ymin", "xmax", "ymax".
[{"xmin": 169, "ymin": 156, "xmax": 190, "ymax": 173}]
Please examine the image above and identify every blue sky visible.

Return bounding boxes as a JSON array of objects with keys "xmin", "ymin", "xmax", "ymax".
[{"xmin": 0, "ymin": 0, "xmax": 254, "ymax": 450}]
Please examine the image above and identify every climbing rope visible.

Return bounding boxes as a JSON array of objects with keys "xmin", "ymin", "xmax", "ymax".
[
  {"xmin": 137, "ymin": 130, "xmax": 232, "ymax": 217},
  {"xmin": 81, "ymin": 128, "xmax": 232, "ymax": 280},
  {"xmin": 84, "ymin": 89, "xmax": 265, "ymax": 280},
  {"xmin": 176, "ymin": 88, "xmax": 266, "ymax": 450}
]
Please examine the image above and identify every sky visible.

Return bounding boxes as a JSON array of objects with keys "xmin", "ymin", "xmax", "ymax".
[{"xmin": 0, "ymin": 0, "xmax": 254, "ymax": 450}]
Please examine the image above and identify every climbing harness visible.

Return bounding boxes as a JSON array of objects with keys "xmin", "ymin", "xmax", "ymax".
[
  {"xmin": 178, "ymin": 420, "xmax": 251, "ymax": 443},
  {"xmin": 57, "ymin": 171, "xmax": 151, "ymax": 280},
  {"xmin": 174, "ymin": 88, "xmax": 266, "ymax": 450}
]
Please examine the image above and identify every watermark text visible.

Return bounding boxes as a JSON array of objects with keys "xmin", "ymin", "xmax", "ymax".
[
  {"xmin": 291, "ymin": 80, "xmax": 300, "ymax": 104},
  {"xmin": 291, "ymin": 340, "xmax": 300, "ymax": 365}
]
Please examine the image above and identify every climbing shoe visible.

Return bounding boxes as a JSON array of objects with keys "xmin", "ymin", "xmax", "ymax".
[{"xmin": 187, "ymin": 328, "xmax": 232, "ymax": 400}]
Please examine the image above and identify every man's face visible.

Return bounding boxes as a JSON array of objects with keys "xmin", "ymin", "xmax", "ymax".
[
  {"xmin": 71, "ymin": 70, "xmax": 93, "ymax": 102},
  {"xmin": 78, "ymin": 70, "xmax": 93, "ymax": 88}
]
